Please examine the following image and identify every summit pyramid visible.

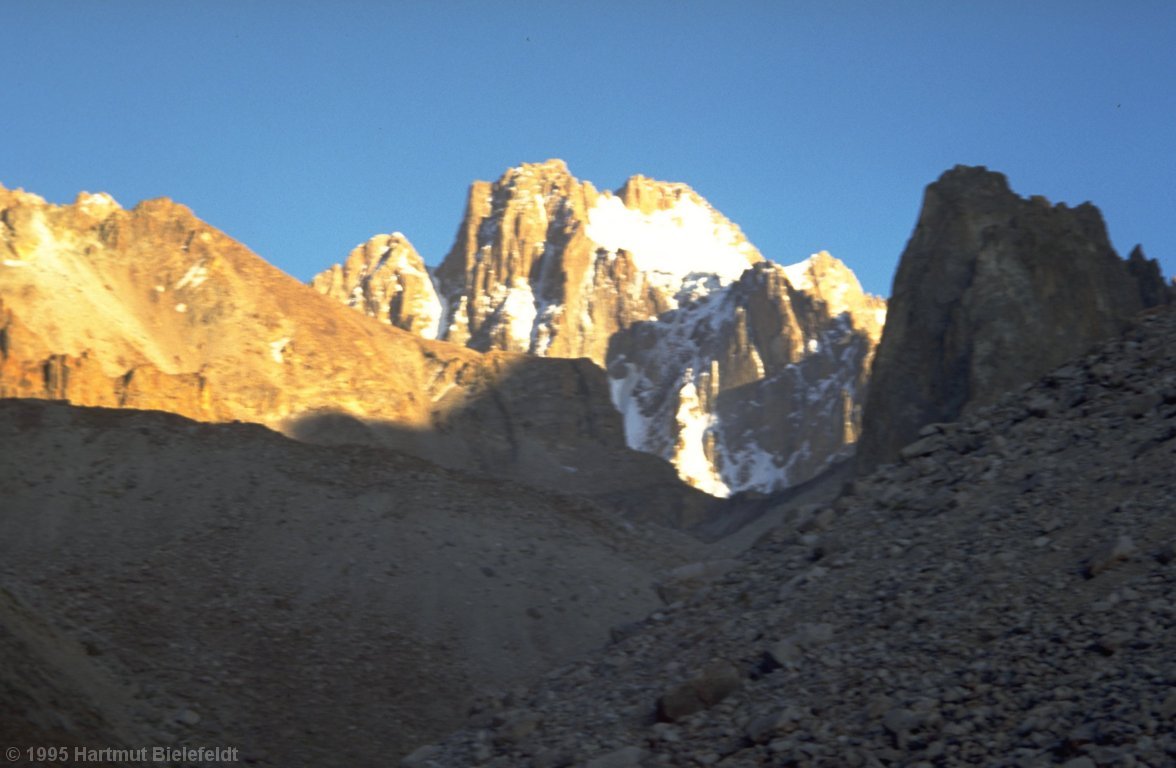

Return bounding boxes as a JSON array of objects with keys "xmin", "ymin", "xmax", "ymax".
[{"xmin": 314, "ymin": 161, "xmax": 886, "ymax": 495}]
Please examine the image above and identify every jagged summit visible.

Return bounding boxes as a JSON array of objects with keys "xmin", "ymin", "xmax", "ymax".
[
  {"xmin": 313, "ymin": 162, "xmax": 882, "ymax": 496},
  {"xmin": 310, "ymin": 232, "xmax": 443, "ymax": 339},
  {"xmin": 0, "ymin": 180, "xmax": 712, "ymax": 526},
  {"xmin": 857, "ymin": 165, "xmax": 1167, "ymax": 470}
]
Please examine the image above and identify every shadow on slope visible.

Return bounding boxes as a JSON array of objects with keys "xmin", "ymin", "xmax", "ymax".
[
  {"xmin": 0, "ymin": 399, "xmax": 709, "ymax": 765},
  {"xmin": 281, "ymin": 351, "xmax": 726, "ymax": 536}
]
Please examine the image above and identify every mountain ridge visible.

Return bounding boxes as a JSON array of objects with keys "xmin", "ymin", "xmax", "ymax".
[
  {"xmin": 0, "ymin": 180, "xmax": 715, "ymax": 529},
  {"xmin": 313, "ymin": 160, "xmax": 885, "ymax": 496}
]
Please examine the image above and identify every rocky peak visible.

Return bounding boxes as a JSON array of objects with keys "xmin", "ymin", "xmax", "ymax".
[
  {"xmin": 429, "ymin": 160, "xmax": 600, "ymax": 354},
  {"xmin": 363, "ymin": 159, "xmax": 765, "ymax": 364},
  {"xmin": 1125, "ymin": 244, "xmax": 1172, "ymax": 308},
  {"xmin": 1, "ymin": 181, "xmax": 714, "ymax": 527},
  {"xmin": 617, "ymin": 174, "xmax": 697, "ymax": 214},
  {"xmin": 857, "ymin": 165, "xmax": 1166, "ymax": 470},
  {"xmin": 309, "ymin": 232, "xmax": 441, "ymax": 338},
  {"xmin": 780, "ymin": 250, "xmax": 886, "ymax": 340},
  {"xmin": 312, "ymin": 162, "xmax": 883, "ymax": 496}
]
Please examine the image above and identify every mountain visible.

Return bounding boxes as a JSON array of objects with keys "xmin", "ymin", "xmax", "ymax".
[
  {"xmin": 607, "ymin": 253, "xmax": 884, "ymax": 495},
  {"xmin": 411, "ymin": 298, "xmax": 1176, "ymax": 768},
  {"xmin": 312, "ymin": 160, "xmax": 885, "ymax": 496},
  {"xmin": 311, "ymin": 231, "xmax": 443, "ymax": 339},
  {"xmin": 857, "ymin": 166, "xmax": 1171, "ymax": 470},
  {"xmin": 0, "ymin": 183, "xmax": 713, "ymax": 528}
]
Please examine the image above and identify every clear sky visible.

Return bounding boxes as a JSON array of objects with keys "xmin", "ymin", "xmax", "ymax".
[{"xmin": 6, "ymin": 1, "xmax": 1174, "ymax": 297}]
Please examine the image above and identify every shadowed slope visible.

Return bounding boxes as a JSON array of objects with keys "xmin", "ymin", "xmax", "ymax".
[{"xmin": 0, "ymin": 399, "xmax": 705, "ymax": 764}]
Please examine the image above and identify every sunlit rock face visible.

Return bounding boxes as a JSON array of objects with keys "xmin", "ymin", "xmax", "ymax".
[
  {"xmin": 310, "ymin": 233, "xmax": 442, "ymax": 339},
  {"xmin": 315, "ymin": 161, "xmax": 885, "ymax": 496},
  {"xmin": 0, "ymin": 181, "xmax": 712, "ymax": 527},
  {"xmin": 857, "ymin": 165, "xmax": 1168, "ymax": 471}
]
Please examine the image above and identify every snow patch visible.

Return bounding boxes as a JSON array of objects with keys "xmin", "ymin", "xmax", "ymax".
[
  {"xmin": 608, "ymin": 359, "xmax": 653, "ymax": 450},
  {"xmin": 781, "ymin": 256, "xmax": 815, "ymax": 291},
  {"xmin": 1, "ymin": 259, "xmax": 27, "ymax": 268},
  {"xmin": 672, "ymin": 370, "xmax": 729, "ymax": 497},
  {"xmin": 498, "ymin": 280, "xmax": 538, "ymax": 350},
  {"xmin": 175, "ymin": 263, "xmax": 209, "ymax": 290},
  {"xmin": 76, "ymin": 192, "xmax": 119, "ymax": 211},
  {"xmin": 585, "ymin": 194, "xmax": 757, "ymax": 296},
  {"xmin": 269, "ymin": 337, "xmax": 290, "ymax": 364},
  {"xmin": 174, "ymin": 303, "xmax": 188, "ymax": 313},
  {"xmin": 529, "ymin": 244, "xmax": 564, "ymax": 355},
  {"xmin": 718, "ymin": 441, "xmax": 786, "ymax": 494}
]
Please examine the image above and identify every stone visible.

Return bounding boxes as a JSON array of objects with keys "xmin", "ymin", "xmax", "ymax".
[
  {"xmin": 1160, "ymin": 691, "xmax": 1176, "ymax": 719},
  {"xmin": 174, "ymin": 709, "xmax": 200, "ymax": 726},
  {"xmin": 1085, "ymin": 535, "xmax": 1136, "ymax": 578},
  {"xmin": 900, "ymin": 434, "xmax": 946, "ymax": 460},
  {"xmin": 1026, "ymin": 394, "xmax": 1056, "ymax": 418},
  {"xmin": 584, "ymin": 746, "xmax": 648, "ymax": 768},
  {"xmin": 657, "ymin": 660, "xmax": 742, "ymax": 722},
  {"xmin": 882, "ymin": 707, "xmax": 919, "ymax": 737},
  {"xmin": 494, "ymin": 709, "xmax": 541, "ymax": 745},
  {"xmin": 765, "ymin": 638, "xmax": 801, "ymax": 668},
  {"xmin": 400, "ymin": 745, "xmax": 440, "ymax": 767},
  {"xmin": 766, "ymin": 622, "xmax": 834, "ymax": 667},
  {"xmin": 794, "ymin": 622, "xmax": 834, "ymax": 646},
  {"xmin": 655, "ymin": 559, "xmax": 742, "ymax": 604},
  {"xmin": 1061, "ymin": 758, "xmax": 1096, "ymax": 768},
  {"xmin": 746, "ymin": 707, "xmax": 804, "ymax": 743}
]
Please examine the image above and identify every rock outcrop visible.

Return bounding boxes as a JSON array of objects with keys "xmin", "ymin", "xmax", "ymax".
[
  {"xmin": 0, "ymin": 183, "xmax": 712, "ymax": 527},
  {"xmin": 309, "ymin": 232, "xmax": 443, "ymax": 338},
  {"xmin": 857, "ymin": 165, "xmax": 1167, "ymax": 470},
  {"xmin": 314, "ymin": 161, "xmax": 885, "ymax": 495}
]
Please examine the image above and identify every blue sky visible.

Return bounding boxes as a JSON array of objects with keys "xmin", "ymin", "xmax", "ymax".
[{"xmin": 6, "ymin": 2, "xmax": 1174, "ymax": 297}]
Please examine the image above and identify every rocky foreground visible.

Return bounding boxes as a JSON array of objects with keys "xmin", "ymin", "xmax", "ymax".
[{"xmin": 409, "ymin": 304, "xmax": 1176, "ymax": 767}]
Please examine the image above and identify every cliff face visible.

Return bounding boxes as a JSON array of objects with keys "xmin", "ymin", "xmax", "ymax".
[
  {"xmin": 423, "ymin": 159, "xmax": 765, "ymax": 363},
  {"xmin": 607, "ymin": 253, "xmax": 885, "ymax": 495},
  {"xmin": 314, "ymin": 161, "xmax": 885, "ymax": 495},
  {"xmin": 0, "ymin": 183, "xmax": 711, "ymax": 527},
  {"xmin": 309, "ymin": 232, "xmax": 443, "ymax": 338},
  {"xmin": 857, "ymin": 165, "xmax": 1166, "ymax": 470}
]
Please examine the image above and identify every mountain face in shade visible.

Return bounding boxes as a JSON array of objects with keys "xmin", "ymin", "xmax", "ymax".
[
  {"xmin": 856, "ymin": 165, "xmax": 1169, "ymax": 471},
  {"xmin": 0, "ymin": 182, "xmax": 714, "ymax": 528},
  {"xmin": 607, "ymin": 253, "xmax": 885, "ymax": 496},
  {"xmin": 313, "ymin": 160, "xmax": 885, "ymax": 496}
]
